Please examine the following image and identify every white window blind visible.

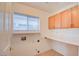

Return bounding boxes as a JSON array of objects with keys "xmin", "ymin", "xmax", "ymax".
[
  {"xmin": 13, "ymin": 13, "xmax": 40, "ymax": 32},
  {"xmin": 13, "ymin": 13, "xmax": 28, "ymax": 31},
  {"xmin": 28, "ymin": 16, "xmax": 40, "ymax": 31}
]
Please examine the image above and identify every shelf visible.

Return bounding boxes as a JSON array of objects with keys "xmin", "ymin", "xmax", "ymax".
[
  {"xmin": 13, "ymin": 31, "xmax": 40, "ymax": 34},
  {"xmin": 45, "ymin": 36, "xmax": 79, "ymax": 47}
]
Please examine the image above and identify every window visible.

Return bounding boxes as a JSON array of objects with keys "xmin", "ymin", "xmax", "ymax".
[
  {"xmin": 28, "ymin": 16, "xmax": 40, "ymax": 31},
  {"xmin": 13, "ymin": 13, "xmax": 28, "ymax": 31},
  {"xmin": 13, "ymin": 13, "xmax": 40, "ymax": 32},
  {"xmin": 5, "ymin": 13, "xmax": 10, "ymax": 32}
]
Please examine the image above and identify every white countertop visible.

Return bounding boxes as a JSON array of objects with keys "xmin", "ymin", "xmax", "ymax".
[
  {"xmin": 45, "ymin": 28, "xmax": 79, "ymax": 46},
  {"xmin": 46, "ymin": 35, "xmax": 79, "ymax": 46}
]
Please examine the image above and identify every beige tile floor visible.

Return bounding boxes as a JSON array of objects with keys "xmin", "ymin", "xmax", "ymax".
[{"xmin": 37, "ymin": 49, "xmax": 63, "ymax": 56}]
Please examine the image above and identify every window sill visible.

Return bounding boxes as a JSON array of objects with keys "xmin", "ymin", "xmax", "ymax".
[{"xmin": 12, "ymin": 31, "xmax": 40, "ymax": 34}]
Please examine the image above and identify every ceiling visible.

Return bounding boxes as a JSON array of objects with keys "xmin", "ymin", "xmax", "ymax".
[{"xmin": 22, "ymin": 2, "xmax": 78, "ymax": 13}]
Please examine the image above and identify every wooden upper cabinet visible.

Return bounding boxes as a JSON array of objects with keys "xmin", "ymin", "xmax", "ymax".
[
  {"xmin": 48, "ymin": 5, "xmax": 79, "ymax": 29},
  {"xmin": 61, "ymin": 9, "xmax": 72, "ymax": 28},
  {"xmin": 54, "ymin": 13, "xmax": 61, "ymax": 29},
  {"xmin": 48, "ymin": 16, "xmax": 55, "ymax": 29},
  {"xmin": 71, "ymin": 6, "xmax": 79, "ymax": 28}
]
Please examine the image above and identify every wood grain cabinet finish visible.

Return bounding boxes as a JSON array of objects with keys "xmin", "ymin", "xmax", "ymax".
[
  {"xmin": 61, "ymin": 9, "xmax": 72, "ymax": 28},
  {"xmin": 48, "ymin": 5, "xmax": 79, "ymax": 29},
  {"xmin": 48, "ymin": 16, "xmax": 55, "ymax": 29},
  {"xmin": 71, "ymin": 6, "xmax": 79, "ymax": 28},
  {"xmin": 54, "ymin": 13, "xmax": 61, "ymax": 29}
]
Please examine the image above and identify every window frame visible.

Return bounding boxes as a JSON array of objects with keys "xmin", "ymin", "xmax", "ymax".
[{"xmin": 13, "ymin": 12, "xmax": 40, "ymax": 33}]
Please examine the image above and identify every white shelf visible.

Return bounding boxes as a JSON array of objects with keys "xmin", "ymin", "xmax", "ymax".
[
  {"xmin": 45, "ymin": 36, "xmax": 79, "ymax": 47},
  {"xmin": 13, "ymin": 31, "xmax": 40, "ymax": 34}
]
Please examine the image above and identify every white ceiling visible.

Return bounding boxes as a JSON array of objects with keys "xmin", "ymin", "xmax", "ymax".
[{"xmin": 22, "ymin": 2, "xmax": 78, "ymax": 13}]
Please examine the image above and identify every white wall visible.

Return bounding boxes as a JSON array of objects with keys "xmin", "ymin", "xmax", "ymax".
[
  {"xmin": 12, "ymin": 3, "xmax": 79, "ymax": 56},
  {"xmin": 10, "ymin": 3, "xmax": 51, "ymax": 56},
  {"xmin": 49, "ymin": 39, "xmax": 78, "ymax": 56},
  {"xmin": 78, "ymin": 47, "xmax": 79, "ymax": 56},
  {"xmin": 45, "ymin": 3, "xmax": 79, "ymax": 56},
  {"xmin": 11, "ymin": 34, "xmax": 50, "ymax": 56},
  {"xmin": 0, "ymin": 3, "xmax": 13, "ymax": 56},
  {"xmin": 0, "ymin": 2, "xmax": 78, "ymax": 56}
]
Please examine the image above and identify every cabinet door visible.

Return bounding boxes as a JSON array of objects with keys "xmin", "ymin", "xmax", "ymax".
[
  {"xmin": 61, "ymin": 9, "xmax": 71, "ymax": 28},
  {"xmin": 48, "ymin": 16, "xmax": 55, "ymax": 29},
  {"xmin": 71, "ymin": 6, "xmax": 79, "ymax": 28},
  {"xmin": 54, "ymin": 13, "xmax": 61, "ymax": 29}
]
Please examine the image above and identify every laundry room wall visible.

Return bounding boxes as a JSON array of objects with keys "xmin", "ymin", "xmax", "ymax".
[
  {"xmin": 11, "ymin": 3, "xmax": 51, "ymax": 56},
  {"xmin": 0, "ymin": 3, "xmax": 13, "ymax": 56},
  {"xmin": 45, "ymin": 3, "xmax": 79, "ymax": 56}
]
